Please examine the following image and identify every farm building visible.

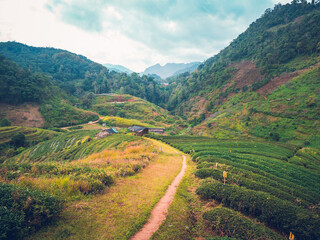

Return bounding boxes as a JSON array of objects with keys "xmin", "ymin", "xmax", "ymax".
[
  {"xmin": 95, "ymin": 128, "xmax": 118, "ymax": 139},
  {"xmin": 128, "ymin": 126, "xmax": 149, "ymax": 136},
  {"xmin": 148, "ymin": 128, "xmax": 165, "ymax": 134}
]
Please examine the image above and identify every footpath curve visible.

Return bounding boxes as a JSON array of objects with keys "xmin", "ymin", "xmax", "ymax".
[{"xmin": 131, "ymin": 155, "xmax": 187, "ymax": 240}]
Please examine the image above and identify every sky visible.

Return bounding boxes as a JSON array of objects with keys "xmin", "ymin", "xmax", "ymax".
[{"xmin": 0, "ymin": 0, "xmax": 292, "ymax": 72}]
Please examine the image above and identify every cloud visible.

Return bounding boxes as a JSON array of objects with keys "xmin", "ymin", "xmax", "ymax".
[
  {"xmin": 47, "ymin": 0, "xmax": 275, "ymax": 61},
  {"xmin": 0, "ymin": 0, "xmax": 294, "ymax": 71}
]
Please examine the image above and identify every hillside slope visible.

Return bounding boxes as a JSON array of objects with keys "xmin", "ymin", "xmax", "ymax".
[
  {"xmin": 0, "ymin": 42, "xmax": 167, "ymax": 105},
  {"xmin": 166, "ymin": 2, "xmax": 320, "ymax": 145}
]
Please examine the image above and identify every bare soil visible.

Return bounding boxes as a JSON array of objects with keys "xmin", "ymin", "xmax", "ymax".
[
  {"xmin": 131, "ymin": 155, "xmax": 187, "ymax": 240},
  {"xmin": 0, "ymin": 103, "xmax": 44, "ymax": 127}
]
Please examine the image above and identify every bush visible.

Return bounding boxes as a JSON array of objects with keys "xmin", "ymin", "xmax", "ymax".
[
  {"xmin": 196, "ymin": 182, "xmax": 320, "ymax": 239},
  {"xmin": 0, "ymin": 182, "xmax": 63, "ymax": 239},
  {"xmin": 203, "ymin": 207, "xmax": 284, "ymax": 240},
  {"xmin": 10, "ymin": 133, "xmax": 25, "ymax": 148},
  {"xmin": 0, "ymin": 118, "xmax": 11, "ymax": 127}
]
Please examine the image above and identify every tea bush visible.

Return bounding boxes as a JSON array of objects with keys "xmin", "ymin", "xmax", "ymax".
[
  {"xmin": 203, "ymin": 207, "xmax": 284, "ymax": 239},
  {"xmin": 0, "ymin": 182, "xmax": 62, "ymax": 239},
  {"xmin": 196, "ymin": 182, "xmax": 320, "ymax": 239}
]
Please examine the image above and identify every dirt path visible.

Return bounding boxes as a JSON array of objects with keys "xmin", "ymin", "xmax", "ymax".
[{"xmin": 131, "ymin": 155, "xmax": 187, "ymax": 240}]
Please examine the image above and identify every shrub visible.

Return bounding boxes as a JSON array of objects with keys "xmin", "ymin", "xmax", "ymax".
[
  {"xmin": 196, "ymin": 182, "xmax": 320, "ymax": 239},
  {"xmin": 0, "ymin": 182, "xmax": 63, "ymax": 239},
  {"xmin": 203, "ymin": 207, "xmax": 285, "ymax": 240},
  {"xmin": 10, "ymin": 133, "xmax": 26, "ymax": 148},
  {"xmin": 0, "ymin": 118, "xmax": 11, "ymax": 127}
]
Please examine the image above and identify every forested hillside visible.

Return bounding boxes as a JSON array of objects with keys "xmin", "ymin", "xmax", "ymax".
[
  {"xmin": 0, "ymin": 42, "xmax": 168, "ymax": 106},
  {"xmin": 165, "ymin": 1, "xmax": 320, "ymax": 146},
  {"xmin": 0, "ymin": 55, "xmax": 53, "ymax": 104}
]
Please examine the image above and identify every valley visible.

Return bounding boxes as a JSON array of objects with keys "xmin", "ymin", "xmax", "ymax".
[{"xmin": 0, "ymin": 1, "xmax": 320, "ymax": 240}]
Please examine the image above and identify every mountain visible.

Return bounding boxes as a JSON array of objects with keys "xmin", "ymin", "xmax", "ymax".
[
  {"xmin": 143, "ymin": 62, "xmax": 201, "ymax": 79},
  {"xmin": 103, "ymin": 63, "xmax": 133, "ymax": 74},
  {"xmin": 166, "ymin": 2, "xmax": 320, "ymax": 146},
  {"xmin": 0, "ymin": 42, "xmax": 167, "ymax": 105}
]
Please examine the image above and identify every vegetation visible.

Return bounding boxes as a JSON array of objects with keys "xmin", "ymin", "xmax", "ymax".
[
  {"xmin": 21, "ymin": 137, "xmax": 181, "ymax": 240},
  {"xmin": 203, "ymin": 207, "xmax": 285, "ymax": 240},
  {"xmin": 0, "ymin": 118, "xmax": 10, "ymax": 127},
  {"xmin": 40, "ymin": 97, "xmax": 99, "ymax": 128},
  {"xmin": 0, "ymin": 182, "xmax": 62, "ymax": 239},
  {"xmin": 0, "ymin": 55, "xmax": 53, "ymax": 104},
  {"xmin": 0, "ymin": 43, "xmax": 169, "ymax": 106},
  {"xmin": 92, "ymin": 94, "xmax": 180, "ymax": 126},
  {"xmin": 0, "ymin": 126, "xmax": 60, "ymax": 163},
  {"xmin": 149, "ymin": 135, "xmax": 320, "ymax": 239}
]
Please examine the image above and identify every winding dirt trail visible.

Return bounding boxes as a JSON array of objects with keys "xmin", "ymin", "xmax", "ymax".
[{"xmin": 131, "ymin": 155, "xmax": 187, "ymax": 240}]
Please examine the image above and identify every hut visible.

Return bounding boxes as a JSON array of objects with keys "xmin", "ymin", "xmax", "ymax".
[
  {"xmin": 128, "ymin": 126, "xmax": 149, "ymax": 136},
  {"xmin": 95, "ymin": 128, "xmax": 118, "ymax": 139}
]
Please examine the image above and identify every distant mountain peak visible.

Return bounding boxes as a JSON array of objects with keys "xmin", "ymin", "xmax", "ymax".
[
  {"xmin": 143, "ymin": 62, "xmax": 201, "ymax": 79},
  {"xmin": 103, "ymin": 63, "xmax": 133, "ymax": 74}
]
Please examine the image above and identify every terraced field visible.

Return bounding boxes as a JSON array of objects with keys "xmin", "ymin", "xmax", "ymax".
[
  {"xmin": 150, "ymin": 135, "xmax": 320, "ymax": 239},
  {"xmin": 1, "ymin": 132, "xmax": 157, "ymax": 239}
]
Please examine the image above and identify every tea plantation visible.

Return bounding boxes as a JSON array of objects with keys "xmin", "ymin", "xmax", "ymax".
[{"xmin": 150, "ymin": 135, "xmax": 320, "ymax": 239}]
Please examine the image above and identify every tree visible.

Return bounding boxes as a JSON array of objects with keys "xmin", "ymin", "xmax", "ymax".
[
  {"xmin": 0, "ymin": 118, "xmax": 11, "ymax": 127},
  {"xmin": 10, "ymin": 133, "xmax": 25, "ymax": 148}
]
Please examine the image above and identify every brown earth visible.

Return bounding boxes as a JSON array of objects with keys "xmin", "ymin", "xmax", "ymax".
[
  {"xmin": 226, "ymin": 60, "xmax": 265, "ymax": 90},
  {"xmin": 0, "ymin": 103, "xmax": 44, "ymax": 127},
  {"xmin": 257, "ymin": 61, "xmax": 320, "ymax": 95}
]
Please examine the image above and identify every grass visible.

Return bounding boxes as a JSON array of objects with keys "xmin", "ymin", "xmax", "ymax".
[{"xmin": 25, "ymin": 138, "xmax": 183, "ymax": 240}]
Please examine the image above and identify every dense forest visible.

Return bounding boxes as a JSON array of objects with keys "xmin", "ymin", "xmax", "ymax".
[
  {"xmin": 0, "ymin": 42, "xmax": 169, "ymax": 106},
  {"xmin": 0, "ymin": 55, "xmax": 54, "ymax": 104}
]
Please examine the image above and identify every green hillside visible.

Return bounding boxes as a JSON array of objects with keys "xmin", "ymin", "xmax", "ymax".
[
  {"xmin": 92, "ymin": 94, "xmax": 181, "ymax": 127},
  {"xmin": 0, "ymin": 126, "xmax": 60, "ymax": 162},
  {"xmin": 0, "ymin": 42, "xmax": 168, "ymax": 106},
  {"xmin": 165, "ymin": 2, "xmax": 320, "ymax": 144}
]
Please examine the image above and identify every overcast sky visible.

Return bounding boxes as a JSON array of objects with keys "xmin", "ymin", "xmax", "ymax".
[{"xmin": 0, "ymin": 0, "xmax": 292, "ymax": 72}]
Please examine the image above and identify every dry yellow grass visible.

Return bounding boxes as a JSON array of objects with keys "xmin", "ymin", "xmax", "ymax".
[{"xmin": 27, "ymin": 139, "xmax": 183, "ymax": 240}]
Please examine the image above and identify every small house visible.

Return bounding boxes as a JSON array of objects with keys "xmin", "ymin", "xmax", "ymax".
[
  {"xmin": 128, "ymin": 126, "xmax": 149, "ymax": 136},
  {"xmin": 95, "ymin": 128, "xmax": 118, "ymax": 139}
]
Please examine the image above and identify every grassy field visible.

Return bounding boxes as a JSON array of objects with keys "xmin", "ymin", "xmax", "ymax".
[
  {"xmin": 23, "ymin": 137, "xmax": 183, "ymax": 240},
  {"xmin": 150, "ymin": 135, "xmax": 320, "ymax": 240}
]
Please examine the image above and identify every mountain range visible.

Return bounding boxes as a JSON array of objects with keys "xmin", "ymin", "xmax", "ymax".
[
  {"xmin": 142, "ymin": 62, "xmax": 201, "ymax": 79},
  {"xmin": 103, "ymin": 63, "xmax": 133, "ymax": 74}
]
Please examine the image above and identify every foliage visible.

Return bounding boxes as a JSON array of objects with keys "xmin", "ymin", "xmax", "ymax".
[
  {"xmin": 0, "ymin": 126, "xmax": 60, "ymax": 162},
  {"xmin": 0, "ymin": 118, "xmax": 10, "ymax": 127},
  {"xmin": 0, "ymin": 43, "xmax": 168, "ymax": 106},
  {"xmin": 197, "ymin": 182, "xmax": 320, "ymax": 240},
  {"xmin": 10, "ymin": 132, "xmax": 25, "ymax": 148},
  {"xmin": 203, "ymin": 207, "xmax": 284, "ymax": 240},
  {"xmin": 0, "ymin": 182, "xmax": 62, "ymax": 239},
  {"xmin": 0, "ymin": 55, "xmax": 53, "ymax": 104},
  {"xmin": 40, "ymin": 97, "xmax": 99, "ymax": 128},
  {"xmin": 149, "ymin": 135, "xmax": 320, "ymax": 239},
  {"xmin": 102, "ymin": 116, "xmax": 153, "ymax": 128},
  {"xmin": 92, "ymin": 94, "xmax": 180, "ymax": 126}
]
